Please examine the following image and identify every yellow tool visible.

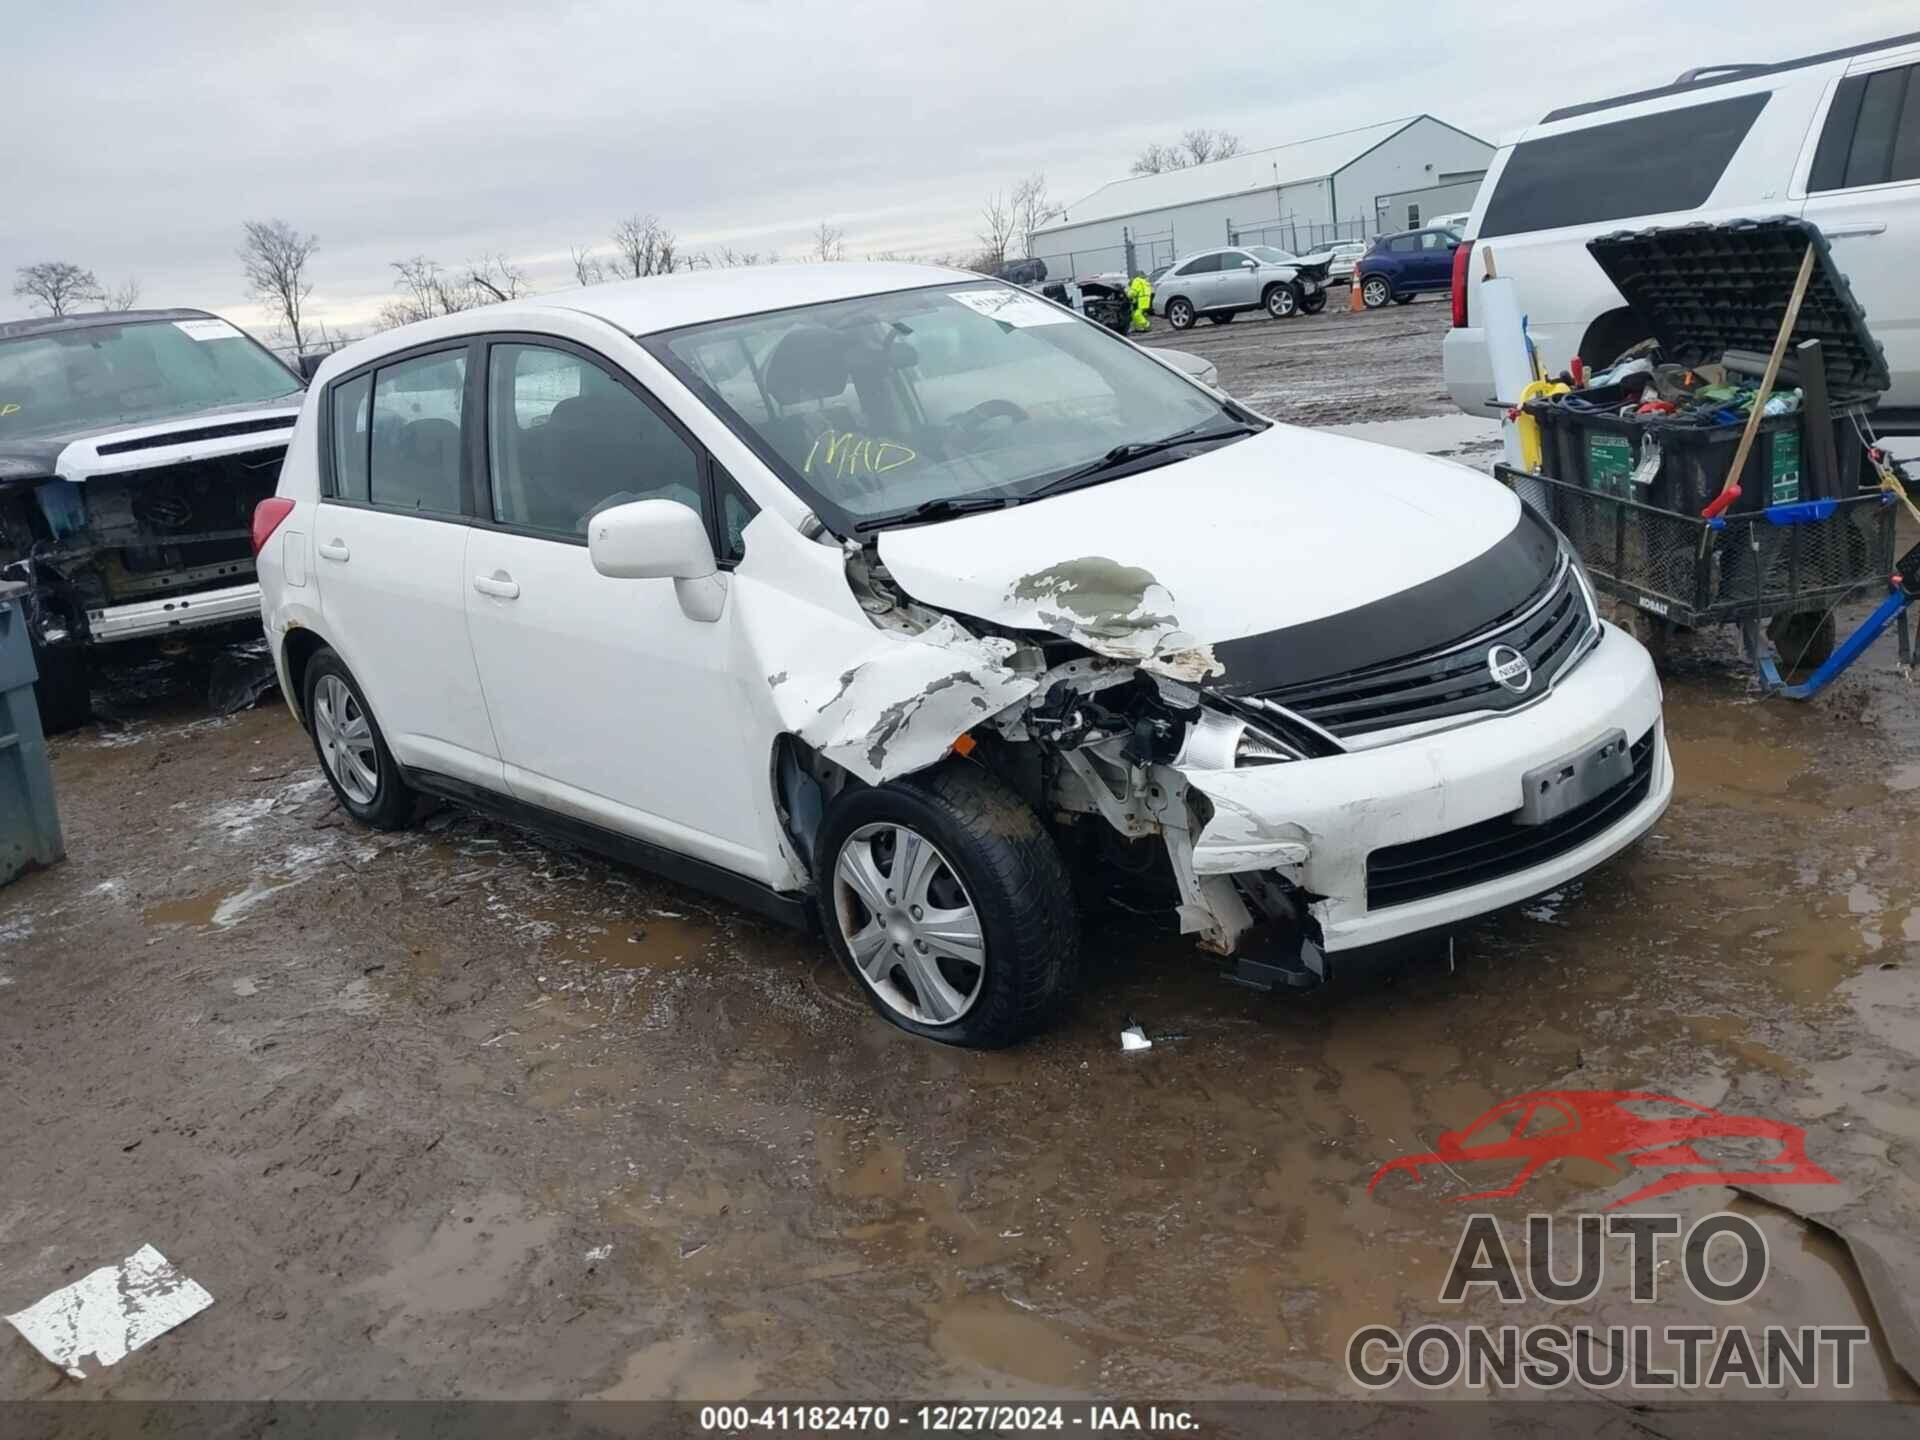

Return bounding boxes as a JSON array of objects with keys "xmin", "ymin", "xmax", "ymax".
[{"xmin": 1512, "ymin": 380, "xmax": 1570, "ymax": 473}]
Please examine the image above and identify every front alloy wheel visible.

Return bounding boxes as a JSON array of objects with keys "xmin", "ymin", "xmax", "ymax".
[
  {"xmin": 1167, "ymin": 298, "xmax": 1194, "ymax": 329},
  {"xmin": 313, "ymin": 673, "xmax": 378, "ymax": 805},
  {"xmin": 1266, "ymin": 284, "xmax": 1298, "ymax": 319},
  {"xmin": 834, "ymin": 823, "xmax": 984, "ymax": 1025}
]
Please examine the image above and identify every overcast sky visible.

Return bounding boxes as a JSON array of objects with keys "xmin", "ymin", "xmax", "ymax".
[{"xmin": 4, "ymin": 2, "xmax": 1912, "ymax": 340}]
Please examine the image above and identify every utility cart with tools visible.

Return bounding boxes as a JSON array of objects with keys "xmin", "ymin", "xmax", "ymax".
[{"xmin": 1493, "ymin": 217, "xmax": 1917, "ymax": 698}]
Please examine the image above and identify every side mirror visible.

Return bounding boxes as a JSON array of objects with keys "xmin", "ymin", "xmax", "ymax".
[
  {"xmin": 589, "ymin": 499, "xmax": 715, "ymax": 581},
  {"xmin": 1240, "ymin": 258, "xmax": 1257, "ymax": 269}
]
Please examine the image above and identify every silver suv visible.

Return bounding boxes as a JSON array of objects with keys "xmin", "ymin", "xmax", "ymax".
[{"xmin": 1152, "ymin": 246, "xmax": 1326, "ymax": 328}]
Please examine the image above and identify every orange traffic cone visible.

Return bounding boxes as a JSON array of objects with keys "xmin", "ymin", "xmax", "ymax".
[{"xmin": 1348, "ymin": 263, "xmax": 1365, "ymax": 315}]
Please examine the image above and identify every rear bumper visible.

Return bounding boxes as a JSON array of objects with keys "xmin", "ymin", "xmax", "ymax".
[
  {"xmin": 1442, "ymin": 325, "xmax": 1501, "ymax": 417},
  {"xmin": 85, "ymin": 581, "xmax": 264, "ymax": 644},
  {"xmin": 1180, "ymin": 622, "xmax": 1669, "ymax": 952}
]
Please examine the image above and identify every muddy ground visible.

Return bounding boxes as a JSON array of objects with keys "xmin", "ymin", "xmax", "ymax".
[{"xmin": 4, "ymin": 304, "xmax": 1920, "ymax": 1421}]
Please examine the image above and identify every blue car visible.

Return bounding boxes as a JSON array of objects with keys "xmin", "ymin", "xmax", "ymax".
[{"xmin": 1355, "ymin": 227, "xmax": 1461, "ymax": 309}]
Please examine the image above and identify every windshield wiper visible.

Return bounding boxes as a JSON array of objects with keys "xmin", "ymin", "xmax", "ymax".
[
  {"xmin": 1025, "ymin": 421, "xmax": 1263, "ymax": 500},
  {"xmin": 853, "ymin": 494, "xmax": 1015, "ymax": 532}
]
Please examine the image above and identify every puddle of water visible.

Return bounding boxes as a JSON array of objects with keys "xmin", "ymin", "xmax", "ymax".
[
  {"xmin": 351, "ymin": 1192, "xmax": 557, "ymax": 1320},
  {"xmin": 144, "ymin": 875, "xmax": 300, "ymax": 930},
  {"xmin": 928, "ymin": 1292, "xmax": 1093, "ymax": 1389},
  {"xmin": 594, "ymin": 1335, "xmax": 762, "ymax": 1401}
]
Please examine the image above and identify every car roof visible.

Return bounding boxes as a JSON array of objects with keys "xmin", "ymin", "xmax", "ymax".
[
  {"xmin": 0, "ymin": 307, "xmax": 219, "ymax": 341},
  {"xmin": 532, "ymin": 261, "xmax": 978, "ymax": 336}
]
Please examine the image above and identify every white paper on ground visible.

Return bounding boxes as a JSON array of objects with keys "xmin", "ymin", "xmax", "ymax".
[
  {"xmin": 173, "ymin": 318, "xmax": 241, "ymax": 343},
  {"xmin": 1120, "ymin": 1024, "xmax": 1153, "ymax": 1053},
  {"xmin": 948, "ymin": 289, "xmax": 1073, "ymax": 327},
  {"xmin": 6, "ymin": 1244, "xmax": 213, "ymax": 1378}
]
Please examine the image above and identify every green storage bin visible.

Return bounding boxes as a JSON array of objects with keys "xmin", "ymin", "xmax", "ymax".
[{"xmin": 0, "ymin": 580, "xmax": 65, "ymax": 889}]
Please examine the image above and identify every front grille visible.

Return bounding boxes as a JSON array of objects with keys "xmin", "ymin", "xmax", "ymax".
[
  {"xmin": 1366, "ymin": 728, "xmax": 1656, "ymax": 910},
  {"xmin": 1258, "ymin": 559, "xmax": 1595, "ymax": 738}
]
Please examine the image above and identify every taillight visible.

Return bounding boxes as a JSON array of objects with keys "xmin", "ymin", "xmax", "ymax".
[
  {"xmin": 1450, "ymin": 243, "xmax": 1472, "ymax": 327},
  {"xmin": 252, "ymin": 497, "xmax": 295, "ymax": 556}
]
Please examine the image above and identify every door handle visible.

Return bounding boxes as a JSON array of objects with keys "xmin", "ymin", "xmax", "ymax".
[
  {"xmin": 317, "ymin": 540, "xmax": 350, "ymax": 562},
  {"xmin": 1824, "ymin": 222, "xmax": 1886, "ymax": 238},
  {"xmin": 473, "ymin": 572, "xmax": 520, "ymax": 600}
]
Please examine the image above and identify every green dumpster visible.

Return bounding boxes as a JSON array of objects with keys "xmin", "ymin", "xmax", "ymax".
[{"xmin": 1, "ymin": 579, "xmax": 65, "ymax": 888}]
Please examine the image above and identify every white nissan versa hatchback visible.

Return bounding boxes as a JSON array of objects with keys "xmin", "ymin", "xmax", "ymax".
[{"xmin": 256, "ymin": 263, "xmax": 1672, "ymax": 1047}]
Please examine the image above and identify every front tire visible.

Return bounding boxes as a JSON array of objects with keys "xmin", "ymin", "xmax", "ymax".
[
  {"xmin": 1166, "ymin": 298, "xmax": 1195, "ymax": 330},
  {"xmin": 1361, "ymin": 275, "xmax": 1393, "ymax": 309},
  {"xmin": 1265, "ymin": 284, "xmax": 1299, "ymax": 319},
  {"xmin": 303, "ymin": 647, "xmax": 416, "ymax": 830},
  {"xmin": 816, "ymin": 763, "xmax": 1079, "ymax": 1048}
]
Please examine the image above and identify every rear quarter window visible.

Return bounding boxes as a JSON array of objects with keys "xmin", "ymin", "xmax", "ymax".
[{"xmin": 1479, "ymin": 92, "xmax": 1771, "ymax": 238}]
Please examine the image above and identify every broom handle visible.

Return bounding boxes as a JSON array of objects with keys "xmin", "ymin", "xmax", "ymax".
[{"xmin": 1701, "ymin": 243, "xmax": 1819, "ymax": 519}]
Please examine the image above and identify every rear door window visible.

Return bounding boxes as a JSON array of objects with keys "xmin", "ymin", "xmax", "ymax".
[
  {"xmin": 368, "ymin": 351, "xmax": 467, "ymax": 515},
  {"xmin": 1479, "ymin": 92, "xmax": 1771, "ymax": 237},
  {"xmin": 1177, "ymin": 253, "xmax": 1222, "ymax": 276},
  {"xmin": 1810, "ymin": 65, "xmax": 1919, "ymax": 191}
]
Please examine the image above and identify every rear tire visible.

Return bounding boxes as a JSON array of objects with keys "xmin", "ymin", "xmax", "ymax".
[
  {"xmin": 1167, "ymin": 298, "xmax": 1195, "ymax": 330},
  {"xmin": 303, "ymin": 647, "xmax": 417, "ymax": 830},
  {"xmin": 815, "ymin": 763, "xmax": 1079, "ymax": 1049},
  {"xmin": 1768, "ymin": 611, "xmax": 1837, "ymax": 670},
  {"xmin": 1361, "ymin": 275, "xmax": 1392, "ymax": 309},
  {"xmin": 29, "ymin": 642, "xmax": 90, "ymax": 735},
  {"xmin": 1393, "ymin": 294, "xmax": 1415, "ymax": 306}
]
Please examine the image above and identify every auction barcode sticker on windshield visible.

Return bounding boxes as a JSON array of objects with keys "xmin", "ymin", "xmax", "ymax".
[
  {"xmin": 948, "ymin": 289, "xmax": 1072, "ymax": 327},
  {"xmin": 173, "ymin": 318, "xmax": 242, "ymax": 342}
]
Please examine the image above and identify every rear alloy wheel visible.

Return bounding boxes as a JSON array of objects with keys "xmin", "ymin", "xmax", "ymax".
[
  {"xmin": 304, "ymin": 648, "xmax": 417, "ymax": 829},
  {"xmin": 1265, "ymin": 284, "xmax": 1299, "ymax": 319},
  {"xmin": 1166, "ymin": 298, "xmax": 1195, "ymax": 330},
  {"xmin": 817, "ymin": 763, "xmax": 1078, "ymax": 1048},
  {"xmin": 1361, "ymin": 276, "xmax": 1393, "ymax": 309}
]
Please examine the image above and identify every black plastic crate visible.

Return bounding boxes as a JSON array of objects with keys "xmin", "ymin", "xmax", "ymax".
[
  {"xmin": 1499, "ymin": 467, "xmax": 1895, "ymax": 629},
  {"xmin": 1586, "ymin": 217, "xmax": 1888, "ymax": 404},
  {"xmin": 1529, "ymin": 400, "xmax": 1864, "ymax": 514}
]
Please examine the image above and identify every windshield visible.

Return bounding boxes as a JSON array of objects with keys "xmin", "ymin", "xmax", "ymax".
[
  {"xmin": 0, "ymin": 317, "xmax": 301, "ymax": 441},
  {"xmin": 650, "ymin": 281, "xmax": 1236, "ymax": 532},
  {"xmin": 1248, "ymin": 246, "xmax": 1299, "ymax": 265}
]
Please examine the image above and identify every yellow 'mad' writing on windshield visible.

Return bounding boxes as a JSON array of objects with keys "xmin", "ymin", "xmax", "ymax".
[{"xmin": 804, "ymin": 431, "xmax": 916, "ymax": 479}]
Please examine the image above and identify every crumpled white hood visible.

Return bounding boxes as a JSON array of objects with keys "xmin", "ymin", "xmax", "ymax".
[{"xmin": 876, "ymin": 424, "xmax": 1520, "ymax": 664}]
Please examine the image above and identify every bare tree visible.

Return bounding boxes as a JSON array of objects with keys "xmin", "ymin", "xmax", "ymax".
[
  {"xmin": 610, "ymin": 214, "xmax": 683, "ymax": 278},
  {"xmin": 12, "ymin": 261, "xmax": 100, "ymax": 317},
  {"xmin": 1129, "ymin": 129, "xmax": 1245, "ymax": 175},
  {"xmin": 464, "ymin": 252, "xmax": 529, "ymax": 304},
  {"xmin": 377, "ymin": 256, "xmax": 481, "ymax": 329},
  {"xmin": 810, "ymin": 221, "xmax": 844, "ymax": 263},
  {"xmin": 238, "ymin": 219, "xmax": 319, "ymax": 353},
  {"xmin": 101, "ymin": 277, "xmax": 143, "ymax": 311},
  {"xmin": 1182, "ymin": 128, "xmax": 1243, "ymax": 166},
  {"xmin": 1010, "ymin": 173, "xmax": 1063, "ymax": 259},
  {"xmin": 569, "ymin": 244, "xmax": 604, "ymax": 286},
  {"xmin": 977, "ymin": 191, "xmax": 1016, "ymax": 272}
]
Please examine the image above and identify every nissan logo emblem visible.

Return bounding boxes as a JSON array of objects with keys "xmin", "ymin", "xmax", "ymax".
[{"xmin": 1488, "ymin": 644, "xmax": 1533, "ymax": 694}]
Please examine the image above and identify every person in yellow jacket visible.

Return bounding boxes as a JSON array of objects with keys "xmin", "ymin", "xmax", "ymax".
[{"xmin": 1127, "ymin": 272, "xmax": 1152, "ymax": 332}]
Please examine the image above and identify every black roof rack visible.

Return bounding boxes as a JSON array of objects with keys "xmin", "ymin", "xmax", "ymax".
[{"xmin": 1541, "ymin": 29, "xmax": 1920, "ymax": 125}]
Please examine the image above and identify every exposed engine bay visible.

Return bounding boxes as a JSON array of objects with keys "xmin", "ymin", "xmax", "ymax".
[
  {"xmin": 771, "ymin": 537, "xmax": 1346, "ymax": 989},
  {"xmin": 0, "ymin": 446, "xmax": 285, "ymax": 642}
]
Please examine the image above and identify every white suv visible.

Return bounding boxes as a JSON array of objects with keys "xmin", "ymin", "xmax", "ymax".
[
  {"xmin": 1445, "ymin": 30, "xmax": 1920, "ymax": 431},
  {"xmin": 256, "ymin": 264, "xmax": 1670, "ymax": 1047}
]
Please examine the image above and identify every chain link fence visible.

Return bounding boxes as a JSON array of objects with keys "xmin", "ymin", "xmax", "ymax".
[
  {"xmin": 1028, "ymin": 226, "xmax": 1177, "ymax": 285},
  {"xmin": 1227, "ymin": 217, "xmax": 1372, "ymax": 253}
]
